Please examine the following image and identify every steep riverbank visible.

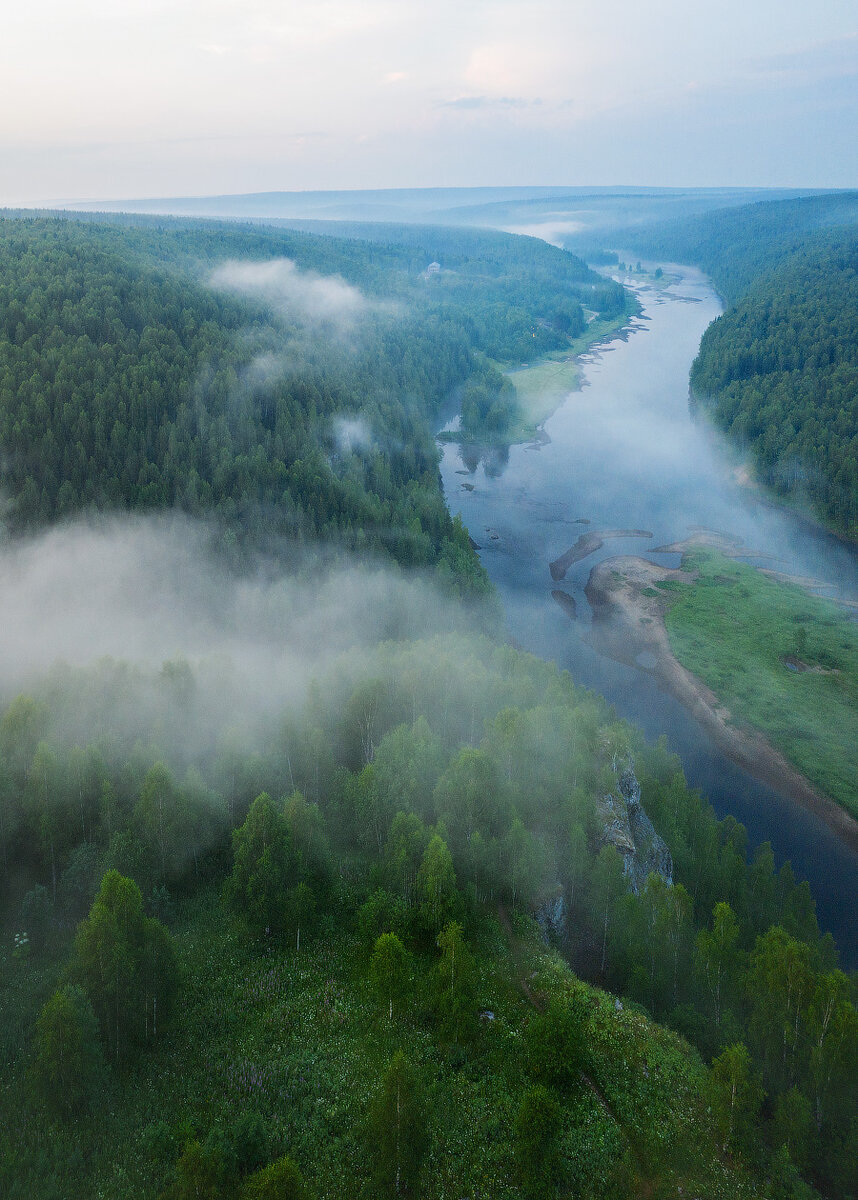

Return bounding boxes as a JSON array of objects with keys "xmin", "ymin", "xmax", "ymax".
[{"xmin": 585, "ymin": 553, "xmax": 858, "ymax": 852}]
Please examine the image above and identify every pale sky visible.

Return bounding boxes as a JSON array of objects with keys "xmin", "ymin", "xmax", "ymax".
[{"xmin": 2, "ymin": 0, "xmax": 858, "ymax": 204}]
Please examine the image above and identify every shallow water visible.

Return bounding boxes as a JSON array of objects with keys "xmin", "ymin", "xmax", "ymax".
[{"xmin": 440, "ymin": 266, "xmax": 858, "ymax": 965}]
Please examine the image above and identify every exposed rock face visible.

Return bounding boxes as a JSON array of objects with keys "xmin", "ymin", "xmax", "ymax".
[
  {"xmin": 597, "ymin": 766, "xmax": 673, "ymax": 894},
  {"xmin": 535, "ymin": 888, "xmax": 566, "ymax": 941},
  {"xmin": 536, "ymin": 764, "xmax": 673, "ymax": 943}
]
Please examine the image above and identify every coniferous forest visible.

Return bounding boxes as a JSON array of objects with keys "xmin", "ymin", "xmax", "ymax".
[{"xmin": 0, "ymin": 210, "xmax": 856, "ymax": 1200}]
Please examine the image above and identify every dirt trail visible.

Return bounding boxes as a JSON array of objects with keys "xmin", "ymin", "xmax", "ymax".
[
  {"xmin": 496, "ymin": 901, "xmax": 545, "ymax": 1012},
  {"xmin": 496, "ymin": 902, "xmax": 639, "ymax": 1172}
]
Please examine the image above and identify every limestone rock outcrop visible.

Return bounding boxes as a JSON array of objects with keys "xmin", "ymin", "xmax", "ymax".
[
  {"xmin": 536, "ymin": 763, "xmax": 673, "ymax": 943},
  {"xmin": 596, "ymin": 766, "xmax": 673, "ymax": 894}
]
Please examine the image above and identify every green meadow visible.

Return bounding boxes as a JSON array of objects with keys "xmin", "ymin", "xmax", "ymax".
[{"xmin": 664, "ymin": 551, "xmax": 858, "ymax": 818}]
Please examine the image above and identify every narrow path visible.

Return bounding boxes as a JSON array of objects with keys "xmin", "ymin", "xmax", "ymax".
[
  {"xmin": 496, "ymin": 900, "xmax": 545, "ymax": 1011},
  {"xmin": 497, "ymin": 901, "xmax": 650, "ymax": 1187}
]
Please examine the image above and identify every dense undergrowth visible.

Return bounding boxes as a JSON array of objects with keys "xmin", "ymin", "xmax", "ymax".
[
  {"xmin": 2, "ymin": 634, "xmax": 856, "ymax": 1197},
  {"xmin": 1, "ymin": 887, "xmax": 760, "ymax": 1200}
]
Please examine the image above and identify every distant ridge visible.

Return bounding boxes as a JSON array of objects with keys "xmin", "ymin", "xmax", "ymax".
[{"xmin": 52, "ymin": 184, "xmax": 823, "ymax": 237}]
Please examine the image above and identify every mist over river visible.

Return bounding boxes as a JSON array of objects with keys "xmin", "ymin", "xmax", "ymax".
[{"xmin": 440, "ymin": 266, "xmax": 858, "ymax": 966}]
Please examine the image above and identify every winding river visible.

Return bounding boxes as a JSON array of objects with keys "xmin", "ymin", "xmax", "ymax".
[{"xmin": 439, "ymin": 265, "xmax": 858, "ymax": 965}]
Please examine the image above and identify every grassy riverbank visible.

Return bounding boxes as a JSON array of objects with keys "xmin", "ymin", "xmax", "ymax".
[
  {"xmin": 439, "ymin": 303, "xmax": 639, "ymax": 448},
  {"xmin": 664, "ymin": 550, "xmax": 858, "ymax": 820},
  {"xmin": 504, "ymin": 306, "xmax": 642, "ymax": 441}
]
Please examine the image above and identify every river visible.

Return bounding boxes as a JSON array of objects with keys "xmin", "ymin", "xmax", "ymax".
[{"xmin": 439, "ymin": 264, "xmax": 858, "ymax": 966}]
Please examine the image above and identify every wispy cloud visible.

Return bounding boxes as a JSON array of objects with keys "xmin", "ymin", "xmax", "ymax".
[
  {"xmin": 750, "ymin": 31, "xmax": 858, "ymax": 81},
  {"xmin": 440, "ymin": 95, "xmax": 533, "ymax": 111},
  {"xmin": 209, "ymin": 258, "xmax": 366, "ymax": 329},
  {"xmin": 4, "ymin": 0, "xmax": 858, "ymax": 198},
  {"xmin": 333, "ymin": 415, "xmax": 375, "ymax": 454}
]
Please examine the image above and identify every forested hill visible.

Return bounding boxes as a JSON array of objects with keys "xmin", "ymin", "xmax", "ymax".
[
  {"xmin": 619, "ymin": 191, "xmax": 858, "ymax": 304},
  {"xmin": 4, "ymin": 633, "xmax": 856, "ymax": 1198},
  {"xmin": 619, "ymin": 195, "xmax": 858, "ymax": 538},
  {"xmin": 689, "ymin": 230, "xmax": 858, "ymax": 534},
  {"xmin": 222, "ymin": 216, "xmax": 630, "ymax": 320},
  {"xmin": 0, "ymin": 213, "xmax": 619, "ymax": 585}
]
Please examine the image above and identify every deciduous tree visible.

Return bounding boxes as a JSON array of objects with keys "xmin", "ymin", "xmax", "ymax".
[{"xmin": 368, "ymin": 1052, "xmax": 427, "ymax": 1196}]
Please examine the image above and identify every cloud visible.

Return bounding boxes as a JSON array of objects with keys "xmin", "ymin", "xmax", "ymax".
[
  {"xmin": 440, "ymin": 95, "xmax": 532, "ymax": 111},
  {"xmin": 209, "ymin": 258, "xmax": 366, "ymax": 329},
  {"xmin": 333, "ymin": 416, "xmax": 374, "ymax": 454},
  {"xmin": 0, "ymin": 512, "xmax": 488, "ymax": 886},
  {"xmin": 750, "ymin": 31, "xmax": 858, "ymax": 82},
  {"xmin": 462, "ymin": 38, "xmax": 566, "ymax": 98},
  {"xmin": 240, "ymin": 351, "xmax": 289, "ymax": 391},
  {"xmin": 6, "ymin": 1, "xmax": 858, "ymax": 201},
  {"xmin": 251, "ymin": 1, "xmax": 399, "ymax": 47},
  {"xmin": 0, "ymin": 514, "xmax": 467, "ymax": 746}
]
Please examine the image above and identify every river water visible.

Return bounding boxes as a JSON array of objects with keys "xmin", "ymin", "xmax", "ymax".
[{"xmin": 439, "ymin": 265, "xmax": 858, "ymax": 965}]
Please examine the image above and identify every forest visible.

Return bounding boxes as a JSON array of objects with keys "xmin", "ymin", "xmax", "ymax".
[
  {"xmin": 620, "ymin": 194, "xmax": 858, "ymax": 537},
  {"xmin": 0, "ymin": 214, "xmax": 622, "ymax": 575},
  {"xmin": 0, "ymin": 210, "xmax": 856, "ymax": 1199},
  {"xmin": 689, "ymin": 231, "xmax": 858, "ymax": 536},
  {"xmin": 3, "ymin": 634, "xmax": 857, "ymax": 1198}
]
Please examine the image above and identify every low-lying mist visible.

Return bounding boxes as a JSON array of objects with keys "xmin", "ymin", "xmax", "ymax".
[
  {"xmin": 209, "ymin": 257, "xmax": 367, "ymax": 332},
  {"xmin": 0, "ymin": 514, "xmax": 475, "ymax": 758}
]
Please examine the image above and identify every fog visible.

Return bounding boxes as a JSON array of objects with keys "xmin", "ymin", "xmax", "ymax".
[
  {"xmin": 445, "ymin": 268, "xmax": 858, "ymax": 597},
  {"xmin": 332, "ymin": 415, "xmax": 375, "ymax": 455},
  {"xmin": 0, "ymin": 514, "xmax": 471, "ymax": 757},
  {"xmin": 210, "ymin": 257, "xmax": 366, "ymax": 331},
  {"xmin": 440, "ymin": 263, "xmax": 858, "ymax": 962}
]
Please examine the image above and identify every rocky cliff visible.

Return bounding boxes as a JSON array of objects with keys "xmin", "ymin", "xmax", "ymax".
[
  {"xmin": 597, "ymin": 766, "xmax": 673, "ymax": 894},
  {"xmin": 537, "ymin": 763, "xmax": 673, "ymax": 941}
]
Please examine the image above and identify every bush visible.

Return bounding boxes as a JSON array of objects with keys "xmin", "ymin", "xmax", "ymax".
[
  {"xmin": 515, "ymin": 1085, "xmax": 562, "ymax": 1197},
  {"xmin": 242, "ymin": 1156, "xmax": 310, "ymax": 1200}
]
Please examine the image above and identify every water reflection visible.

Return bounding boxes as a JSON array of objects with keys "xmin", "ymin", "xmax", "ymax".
[{"xmin": 456, "ymin": 441, "xmax": 511, "ymax": 478}]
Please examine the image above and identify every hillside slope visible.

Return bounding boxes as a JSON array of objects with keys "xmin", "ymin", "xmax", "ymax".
[{"xmin": 2, "ymin": 634, "xmax": 855, "ymax": 1197}]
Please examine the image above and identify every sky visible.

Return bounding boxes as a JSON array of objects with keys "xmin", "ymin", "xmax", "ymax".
[{"xmin": 2, "ymin": 0, "xmax": 858, "ymax": 203}]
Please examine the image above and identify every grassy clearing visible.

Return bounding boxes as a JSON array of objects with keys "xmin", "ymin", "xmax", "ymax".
[
  {"xmin": 505, "ymin": 353, "xmax": 581, "ymax": 428},
  {"xmin": 664, "ymin": 550, "xmax": 858, "ymax": 817},
  {"xmin": 2, "ymin": 888, "xmax": 756, "ymax": 1199}
]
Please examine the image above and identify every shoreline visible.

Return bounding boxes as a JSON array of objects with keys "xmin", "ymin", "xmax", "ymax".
[
  {"xmin": 690, "ymin": 389, "xmax": 858, "ymax": 556},
  {"xmin": 438, "ymin": 301, "xmax": 642, "ymax": 449},
  {"xmin": 585, "ymin": 554, "xmax": 858, "ymax": 854}
]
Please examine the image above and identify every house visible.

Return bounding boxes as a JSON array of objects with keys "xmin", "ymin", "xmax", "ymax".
[{"xmin": 426, "ymin": 261, "xmax": 441, "ymax": 275}]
